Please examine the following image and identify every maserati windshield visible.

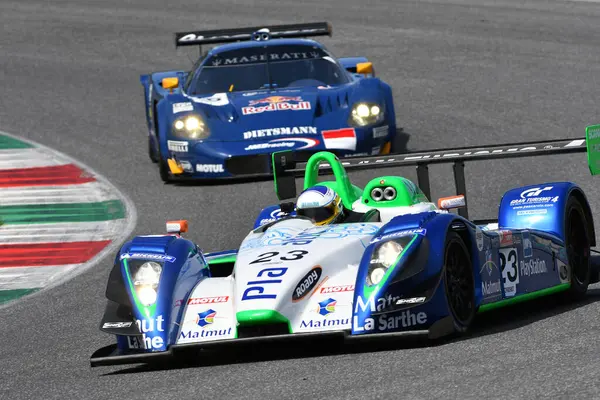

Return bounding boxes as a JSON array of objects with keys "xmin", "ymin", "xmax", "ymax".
[{"xmin": 187, "ymin": 44, "xmax": 350, "ymax": 95}]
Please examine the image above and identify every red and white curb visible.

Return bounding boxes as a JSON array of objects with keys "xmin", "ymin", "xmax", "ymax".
[{"xmin": 0, "ymin": 131, "xmax": 137, "ymax": 307}]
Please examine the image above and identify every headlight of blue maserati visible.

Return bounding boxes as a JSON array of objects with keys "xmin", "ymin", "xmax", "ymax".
[
  {"xmin": 349, "ymin": 102, "xmax": 384, "ymax": 127},
  {"xmin": 133, "ymin": 261, "xmax": 162, "ymax": 306},
  {"xmin": 367, "ymin": 240, "xmax": 404, "ymax": 286},
  {"xmin": 172, "ymin": 115, "xmax": 210, "ymax": 139}
]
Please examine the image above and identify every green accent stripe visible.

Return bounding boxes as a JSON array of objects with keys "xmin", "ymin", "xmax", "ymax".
[
  {"xmin": 0, "ymin": 288, "xmax": 39, "ymax": 304},
  {"xmin": 207, "ymin": 254, "xmax": 237, "ymax": 265},
  {"xmin": 236, "ymin": 309, "xmax": 292, "ymax": 333},
  {"xmin": 0, "ymin": 134, "xmax": 34, "ymax": 149},
  {"xmin": 0, "ymin": 200, "xmax": 125, "ymax": 224},
  {"xmin": 478, "ymin": 283, "xmax": 570, "ymax": 313}
]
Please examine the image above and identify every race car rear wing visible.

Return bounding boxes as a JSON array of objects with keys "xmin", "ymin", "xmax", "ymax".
[
  {"xmin": 272, "ymin": 124, "xmax": 600, "ymax": 219},
  {"xmin": 175, "ymin": 22, "xmax": 332, "ymax": 47}
]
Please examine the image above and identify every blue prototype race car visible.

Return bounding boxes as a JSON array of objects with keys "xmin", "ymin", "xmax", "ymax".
[
  {"xmin": 90, "ymin": 130, "xmax": 600, "ymax": 367},
  {"xmin": 140, "ymin": 22, "xmax": 397, "ymax": 182}
]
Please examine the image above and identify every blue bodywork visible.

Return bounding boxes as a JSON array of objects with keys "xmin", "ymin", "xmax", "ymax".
[{"xmin": 140, "ymin": 38, "xmax": 396, "ymax": 180}]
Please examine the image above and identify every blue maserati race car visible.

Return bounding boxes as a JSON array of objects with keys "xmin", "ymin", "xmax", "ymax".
[
  {"xmin": 139, "ymin": 22, "xmax": 397, "ymax": 182},
  {"xmin": 90, "ymin": 131, "xmax": 600, "ymax": 367}
]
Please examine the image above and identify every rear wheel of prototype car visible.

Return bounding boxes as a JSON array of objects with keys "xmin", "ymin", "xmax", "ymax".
[
  {"xmin": 443, "ymin": 231, "xmax": 476, "ymax": 333},
  {"xmin": 148, "ymin": 136, "xmax": 159, "ymax": 163},
  {"xmin": 564, "ymin": 196, "xmax": 591, "ymax": 300}
]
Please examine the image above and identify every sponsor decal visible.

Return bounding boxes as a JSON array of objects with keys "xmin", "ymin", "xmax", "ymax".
[
  {"xmin": 476, "ymin": 226, "xmax": 484, "ymax": 251},
  {"xmin": 244, "ymin": 137, "xmax": 320, "ymax": 151},
  {"xmin": 196, "ymin": 164, "xmax": 225, "ymax": 173},
  {"xmin": 196, "ymin": 309, "xmax": 217, "ymax": 327},
  {"xmin": 439, "ymin": 196, "xmax": 465, "ymax": 209},
  {"xmin": 242, "ymin": 266, "xmax": 288, "ymax": 300},
  {"xmin": 317, "ymin": 298, "xmax": 337, "ymax": 316},
  {"xmin": 301, "ymin": 317, "xmax": 349, "ymax": 328},
  {"xmin": 243, "ymin": 91, "xmax": 268, "ymax": 96},
  {"xmin": 259, "ymin": 208, "xmax": 289, "ymax": 226},
  {"xmin": 371, "ymin": 228, "xmax": 426, "ymax": 244},
  {"xmin": 480, "ymin": 249, "xmax": 502, "ymax": 302},
  {"xmin": 520, "ymin": 258, "xmax": 548, "ymax": 277},
  {"xmin": 120, "ymin": 253, "xmax": 176, "ymax": 263},
  {"xmin": 173, "ymin": 102, "xmax": 193, "ymax": 113},
  {"xmin": 370, "ymin": 147, "xmax": 380, "ymax": 155},
  {"xmin": 102, "ymin": 322, "xmax": 133, "ymax": 329},
  {"xmin": 167, "ymin": 140, "xmax": 188, "ymax": 152},
  {"xmin": 188, "ymin": 296, "xmax": 229, "ymax": 305},
  {"xmin": 395, "ymin": 297, "xmax": 426, "ymax": 305},
  {"xmin": 179, "ymin": 327, "xmax": 233, "ymax": 339},
  {"xmin": 208, "ymin": 51, "xmax": 323, "ymax": 66},
  {"xmin": 499, "ymin": 248, "xmax": 519, "ymax": 297},
  {"xmin": 498, "ymin": 230, "xmax": 521, "ymax": 247},
  {"xmin": 510, "ymin": 186, "xmax": 559, "ymax": 207},
  {"xmin": 322, "ymin": 128, "xmax": 357, "ymax": 151},
  {"xmin": 353, "ymin": 310, "xmax": 427, "ymax": 332},
  {"xmin": 292, "ymin": 267, "xmax": 322, "ymax": 301},
  {"xmin": 243, "ymin": 126, "xmax": 318, "ymax": 140},
  {"xmin": 372, "ymin": 125, "xmax": 389, "ymax": 139},
  {"xmin": 320, "ymin": 285, "xmax": 354, "ymax": 294},
  {"xmin": 517, "ymin": 209, "xmax": 547, "ymax": 216},
  {"xmin": 242, "ymin": 96, "xmax": 311, "ymax": 115},
  {"xmin": 588, "ymin": 127, "xmax": 600, "ymax": 140},
  {"xmin": 133, "ymin": 315, "xmax": 165, "ymax": 350},
  {"xmin": 180, "ymin": 160, "xmax": 193, "ymax": 172},
  {"xmin": 354, "ymin": 293, "xmax": 401, "ymax": 313},
  {"xmin": 189, "ymin": 92, "xmax": 229, "ymax": 106},
  {"xmin": 127, "ymin": 336, "xmax": 145, "ymax": 349}
]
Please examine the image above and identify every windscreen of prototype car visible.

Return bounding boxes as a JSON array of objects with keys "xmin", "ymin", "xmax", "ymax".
[{"xmin": 187, "ymin": 44, "xmax": 350, "ymax": 95}]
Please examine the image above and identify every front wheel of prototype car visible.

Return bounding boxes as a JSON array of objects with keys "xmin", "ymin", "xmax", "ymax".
[
  {"xmin": 564, "ymin": 196, "xmax": 591, "ymax": 300},
  {"xmin": 443, "ymin": 231, "xmax": 476, "ymax": 333},
  {"xmin": 148, "ymin": 136, "xmax": 159, "ymax": 163},
  {"xmin": 157, "ymin": 148, "xmax": 172, "ymax": 183}
]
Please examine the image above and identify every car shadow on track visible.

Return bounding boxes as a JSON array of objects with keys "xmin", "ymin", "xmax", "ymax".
[
  {"xmin": 102, "ymin": 257, "xmax": 600, "ymax": 376},
  {"xmin": 166, "ymin": 128, "xmax": 412, "ymax": 187}
]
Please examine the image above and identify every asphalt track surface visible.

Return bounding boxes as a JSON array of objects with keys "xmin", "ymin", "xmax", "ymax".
[{"xmin": 2, "ymin": 0, "xmax": 600, "ymax": 398}]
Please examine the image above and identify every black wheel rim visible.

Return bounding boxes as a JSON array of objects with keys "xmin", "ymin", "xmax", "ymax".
[
  {"xmin": 567, "ymin": 209, "xmax": 590, "ymax": 286},
  {"xmin": 445, "ymin": 240, "xmax": 473, "ymax": 325}
]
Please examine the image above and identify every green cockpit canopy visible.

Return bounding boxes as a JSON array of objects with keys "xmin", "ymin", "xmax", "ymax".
[{"xmin": 272, "ymin": 150, "xmax": 430, "ymax": 209}]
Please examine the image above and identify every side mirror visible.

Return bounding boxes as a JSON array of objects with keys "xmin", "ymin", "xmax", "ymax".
[
  {"xmin": 161, "ymin": 77, "xmax": 179, "ymax": 90},
  {"xmin": 166, "ymin": 220, "xmax": 188, "ymax": 234},
  {"xmin": 437, "ymin": 195, "xmax": 466, "ymax": 210},
  {"xmin": 356, "ymin": 62, "xmax": 374, "ymax": 76},
  {"xmin": 272, "ymin": 150, "xmax": 297, "ymax": 200}
]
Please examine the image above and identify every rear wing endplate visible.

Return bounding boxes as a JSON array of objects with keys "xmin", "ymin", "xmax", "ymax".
[{"xmin": 273, "ymin": 125, "xmax": 600, "ymax": 220}]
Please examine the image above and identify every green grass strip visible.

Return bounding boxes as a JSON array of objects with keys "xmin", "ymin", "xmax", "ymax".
[
  {"xmin": 0, "ymin": 200, "xmax": 125, "ymax": 224},
  {"xmin": 0, "ymin": 134, "xmax": 34, "ymax": 149},
  {"xmin": 0, "ymin": 288, "xmax": 39, "ymax": 304}
]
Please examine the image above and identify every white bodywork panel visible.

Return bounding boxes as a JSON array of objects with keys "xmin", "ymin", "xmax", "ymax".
[{"xmin": 177, "ymin": 202, "xmax": 444, "ymax": 344}]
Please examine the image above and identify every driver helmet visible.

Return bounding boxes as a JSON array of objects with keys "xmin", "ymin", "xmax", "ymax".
[{"xmin": 296, "ymin": 185, "xmax": 343, "ymax": 226}]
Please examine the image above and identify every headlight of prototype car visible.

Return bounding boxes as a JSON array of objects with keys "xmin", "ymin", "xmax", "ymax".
[
  {"xmin": 133, "ymin": 261, "xmax": 162, "ymax": 306},
  {"xmin": 173, "ymin": 115, "xmax": 210, "ymax": 139},
  {"xmin": 367, "ymin": 240, "xmax": 404, "ymax": 286},
  {"xmin": 348, "ymin": 102, "xmax": 385, "ymax": 127}
]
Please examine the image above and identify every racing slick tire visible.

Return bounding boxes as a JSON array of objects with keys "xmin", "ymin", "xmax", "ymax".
[
  {"xmin": 148, "ymin": 136, "xmax": 159, "ymax": 163},
  {"xmin": 157, "ymin": 148, "xmax": 172, "ymax": 183},
  {"xmin": 443, "ymin": 231, "xmax": 476, "ymax": 333},
  {"xmin": 563, "ymin": 196, "xmax": 591, "ymax": 300}
]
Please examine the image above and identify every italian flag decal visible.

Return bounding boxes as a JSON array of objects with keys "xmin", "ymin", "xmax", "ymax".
[{"xmin": 0, "ymin": 133, "xmax": 128, "ymax": 305}]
